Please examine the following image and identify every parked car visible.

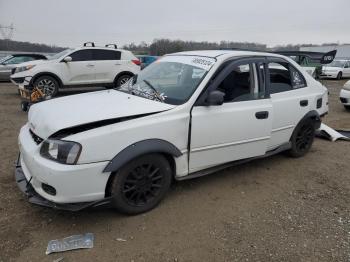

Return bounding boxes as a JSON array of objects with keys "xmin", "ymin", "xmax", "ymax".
[
  {"xmin": 11, "ymin": 42, "xmax": 140, "ymax": 97},
  {"xmin": 0, "ymin": 53, "xmax": 47, "ymax": 81},
  {"xmin": 275, "ymin": 51, "xmax": 336, "ymax": 79},
  {"xmin": 16, "ymin": 50, "xmax": 328, "ymax": 214},
  {"xmin": 137, "ymin": 55, "xmax": 158, "ymax": 69},
  {"xmin": 320, "ymin": 59, "xmax": 350, "ymax": 80},
  {"xmin": 340, "ymin": 80, "xmax": 350, "ymax": 109}
]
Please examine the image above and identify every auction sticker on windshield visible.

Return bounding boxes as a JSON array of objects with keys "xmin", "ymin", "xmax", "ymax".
[{"xmin": 159, "ymin": 55, "xmax": 216, "ymax": 71}]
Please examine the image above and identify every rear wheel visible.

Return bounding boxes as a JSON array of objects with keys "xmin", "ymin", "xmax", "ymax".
[
  {"xmin": 110, "ymin": 154, "xmax": 172, "ymax": 215},
  {"xmin": 336, "ymin": 72, "xmax": 342, "ymax": 80},
  {"xmin": 114, "ymin": 74, "xmax": 131, "ymax": 88},
  {"xmin": 345, "ymin": 105, "xmax": 350, "ymax": 110},
  {"xmin": 33, "ymin": 75, "xmax": 59, "ymax": 97},
  {"xmin": 288, "ymin": 118, "xmax": 315, "ymax": 158}
]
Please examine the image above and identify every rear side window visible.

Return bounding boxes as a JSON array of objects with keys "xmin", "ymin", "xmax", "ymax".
[
  {"xmin": 268, "ymin": 61, "xmax": 306, "ymax": 94},
  {"xmin": 69, "ymin": 50, "xmax": 93, "ymax": 61},
  {"xmin": 92, "ymin": 50, "xmax": 121, "ymax": 60},
  {"xmin": 290, "ymin": 66, "xmax": 306, "ymax": 89}
]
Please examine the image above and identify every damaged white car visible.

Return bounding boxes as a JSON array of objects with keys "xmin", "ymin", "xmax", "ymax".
[
  {"xmin": 340, "ymin": 80, "xmax": 350, "ymax": 110},
  {"xmin": 16, "ymin": 50, "xmax": 329, "ymax": 214}
]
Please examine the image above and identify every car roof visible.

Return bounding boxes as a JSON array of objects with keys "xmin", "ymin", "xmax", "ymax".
[
  {"xmin": 78, "ymin": 46, "xmax": 125, "ymax": 52},
  {"xmin": 168, "ymin": 50, "xmax": 283, "ymax": 60}
]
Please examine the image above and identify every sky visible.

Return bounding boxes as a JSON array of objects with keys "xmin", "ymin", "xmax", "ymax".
[{"xmin": 0, "ymin": 0, "xmax": 349, "ymax": 48}]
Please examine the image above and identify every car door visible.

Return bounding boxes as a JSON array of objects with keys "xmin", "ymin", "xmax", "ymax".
[
  {"xmin": 91, "ymin": 49, "xmax": 121, "ymax": 84},
  {"xmin": 58, "ymin": 49, "xmax": 96, "ymax": 85},
  {"xmin": 267, "ymin": 57, "xmax": 311, "ymax": 150},
  {"xmin": 343, "ymin": 61, "xmax": 350, "ymax": 77},
  {"xmin": 189, "ymin": 58, "xmax": 273, "ymax": 173}
]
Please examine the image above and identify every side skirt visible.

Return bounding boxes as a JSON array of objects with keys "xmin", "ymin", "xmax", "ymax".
[{"xmin": 175, "ymin": 142, "xmax": 291, "ymax": 181}]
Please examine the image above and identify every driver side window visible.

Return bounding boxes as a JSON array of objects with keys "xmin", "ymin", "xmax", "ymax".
[{"xmin": 216, "ymin": 63, "xmax": 258, "ymax": 103}]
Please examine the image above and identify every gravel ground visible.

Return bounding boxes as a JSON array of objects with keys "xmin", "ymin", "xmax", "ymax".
[{"xmin": 0, "ymin": 80, "xmax": 349, "ymax": 262}]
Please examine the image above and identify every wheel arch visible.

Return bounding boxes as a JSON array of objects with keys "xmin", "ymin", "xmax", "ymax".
[
  {"xmin": 114, "ymin": 71, "xmax": 135, "ymax": 83},
  {"xmin": 290, "ymin": 110, "xmax": 321, "ymax": 141},
  {"xmin": 30, "ymin": 72, "xmax": 63, "ymax": 88},
  {"xmin": 103, "ymin": 139, "xmax": 182, "ymax": 196}
]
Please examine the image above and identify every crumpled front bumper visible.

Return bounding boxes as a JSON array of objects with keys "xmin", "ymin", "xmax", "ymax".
[{"xmin": 15, "ymin": 156, "xmax": 112, "ymax": 211}]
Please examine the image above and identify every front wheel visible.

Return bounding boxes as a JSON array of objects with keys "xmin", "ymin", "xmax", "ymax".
[
  {"xmin": 336, "ymin": 72, "xmax": 343, "ymax": 80},
  {"xmin": 114, "ymin": 74, "xmax": 131, "ymax": 88},
  {"xmin": 288, "ymin": 118, "xmax": 316, "ymax": 158},
  {"xmin": 109, "ymin": 154, "xmax": 172, "ymax": 215},
  {"xmin": 33, "ymin": 75, "xmax": 59, "ymax": 97},
  {"xmin": 345, "ymin": 105, "xmax": 350, "ymax": 111}
]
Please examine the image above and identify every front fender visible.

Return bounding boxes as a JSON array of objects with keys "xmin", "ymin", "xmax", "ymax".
[{"xmin": 103, "ymin": 139, "xmax": 182, "ymax": 173}]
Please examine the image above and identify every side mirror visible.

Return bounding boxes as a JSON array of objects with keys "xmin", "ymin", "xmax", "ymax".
[
  {"xmin": 63, "ymin": 56, "xmax": 72, "ymax": 63},
  {"xmin": 205, "ymin": 90, "xmax": 225, "ymax": 106}
]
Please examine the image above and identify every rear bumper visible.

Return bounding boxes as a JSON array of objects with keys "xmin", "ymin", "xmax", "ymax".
[{"xmin": 15, "ymin": 158, "xmax": 112, "ymax": 211}]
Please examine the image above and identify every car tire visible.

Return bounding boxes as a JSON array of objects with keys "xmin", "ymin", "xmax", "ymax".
[
  {"xmin": 114, "ymin": 74, "xmax": 131, "ymax": 88},
  {"xmin": 33, "ymin": 75, "xmax": 59, "ymax": 98},
  {"xmin": 21, "ymin": 101, "xmax": 29, "ymax": 112},
  {"xmin": 344, "ymin": 105, "xmax": 350, "ymax": 110},
  {"xmin": 336, "ymin": 72, "xmax": 342, "ymax": 80},
  {"xmin": 288, "ymin": 118, "xmax": 316, "ymax": 158},
  {"xmin": 110, "ymin": 154, "xmax": 172, "ymax": 215}
]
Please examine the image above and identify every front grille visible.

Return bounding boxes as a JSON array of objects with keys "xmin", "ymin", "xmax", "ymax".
[
  {"xmin": 12, "ymin": 77, "xmax": 25, "ymax": 84},
  {"xmin": 340, "ymin": 97, "xmax": 348, "ymax": 103},
  {"xmin": 29, "ymin": 129, "xmax": 43, "ymax": 145}
]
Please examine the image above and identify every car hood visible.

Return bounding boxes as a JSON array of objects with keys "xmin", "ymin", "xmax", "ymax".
[
  {"xmin": 28, "ymin": 90, "xmax": 175, "ymax": 139},
  {"xmin": 16, "ymin": 59, "xmax": 51, "ymax": 67}
]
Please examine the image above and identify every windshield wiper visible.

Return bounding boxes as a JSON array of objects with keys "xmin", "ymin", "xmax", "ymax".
[{"xmin": 142, "ymin": 80, "xmax": 164, "ymax": 102}]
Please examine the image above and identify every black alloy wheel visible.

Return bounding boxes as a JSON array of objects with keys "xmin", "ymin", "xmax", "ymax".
[{"xmin": 110, "ymin": 154, "xmax": 172, "ymax": 214}]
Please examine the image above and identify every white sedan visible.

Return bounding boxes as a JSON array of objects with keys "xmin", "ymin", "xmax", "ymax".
[
  {"xmin": 340, "ymin": 80, "xmax": 350, "ymax": 109},
  {"xmin": 320, "ymin": 60, "xmax": 350, "ymax": 80},
  {"xmin": 16, "ymin": 50, "xmax": 328, "ymax": 214}
]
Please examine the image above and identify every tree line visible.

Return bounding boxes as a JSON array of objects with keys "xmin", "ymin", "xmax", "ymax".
[
  {"xmin": 0, "ymin": 39, "xmax": 66, "ymax": 53},
  {"xmin": 123, "ymin": 39, "xmax": 347, "ymax": 56},
  {"xmin": 0, "ymin": 38, "xmax": 346, "ymax": 55}
]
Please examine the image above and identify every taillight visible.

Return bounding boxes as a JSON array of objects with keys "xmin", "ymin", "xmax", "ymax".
[{"xmin": 132, "ymin": 59, "xmax": 141, "ymax": 66}]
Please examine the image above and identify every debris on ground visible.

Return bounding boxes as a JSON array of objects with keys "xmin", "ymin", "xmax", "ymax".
[
  {"xmin": 52, "ymin": 257, "xmax": 64, "ymax": 262},
  {"xmin": 46, "ymin": 233, "xmax": 94, "ymax": 255},
  {"xmin": 316, "ymin": 123, "xmax": 350, "ymax": 141},
  {"xmin": 115, "ymin": 238, "xmax": 127, "ymax": 242}
]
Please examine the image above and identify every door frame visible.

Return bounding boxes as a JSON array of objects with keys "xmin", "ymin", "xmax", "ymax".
[{"xmin": 188, "ymin": 56, "xmax": 273, "ymax": 172}]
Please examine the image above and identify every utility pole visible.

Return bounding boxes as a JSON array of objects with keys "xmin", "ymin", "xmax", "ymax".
[{"xmin": 0, "ymin": 23, "xmax": 15, "ymax": 50}]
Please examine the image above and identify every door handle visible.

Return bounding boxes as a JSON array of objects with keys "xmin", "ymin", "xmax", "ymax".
[
  {"xmin": 115, "ymin": 63, "xmax": 121, "ymax": 65},
  {"xmin": 86, "ymin": 64, "xmax": 95, "ymax": 67},
  {"xmin": 300, "ymin": 100, "xmax": 308, "ymax": 107},
  {"xmin": 255, "ymin": 111, "xmax": 269, "ymax": 119}
]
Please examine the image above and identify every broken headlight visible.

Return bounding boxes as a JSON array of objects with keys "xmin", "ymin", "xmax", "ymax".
[{"xmin": 40, "ymin": 139, "xmax": 82, "ymax": 165}]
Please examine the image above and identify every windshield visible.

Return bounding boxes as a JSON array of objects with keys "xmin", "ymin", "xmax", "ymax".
[
  {"xmin": 118, "ymin": 56, "xmax": 215, "ymax": 105},
  {"xmin": 0, "ymin": 55, "xmax": 12, "ymax": 64},
  {"xmin": 47, "ymin": 49, "xmax": 73, "ymax": 60},
  {"xmin": 327, "ymin": 60, "xmax": 346, "ymax": 67}
]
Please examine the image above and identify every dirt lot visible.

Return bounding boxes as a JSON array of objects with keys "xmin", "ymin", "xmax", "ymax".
[{"xmin": 0, "ymin": 80, "xmax": 350, "ymax": 262}]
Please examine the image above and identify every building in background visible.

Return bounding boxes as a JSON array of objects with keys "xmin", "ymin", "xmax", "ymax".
[{"xmin": 300, "ymin": 44, "xmax": 350, "ymax": 59}]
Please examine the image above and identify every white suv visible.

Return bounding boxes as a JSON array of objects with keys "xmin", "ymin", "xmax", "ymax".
[
  {"xmin": 16, "ymin": 50, "xmax": 329, "ymax": 214},
  {"xmin": 11, "ymin": 43, "xmax": 140, "ymax": 97}
]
